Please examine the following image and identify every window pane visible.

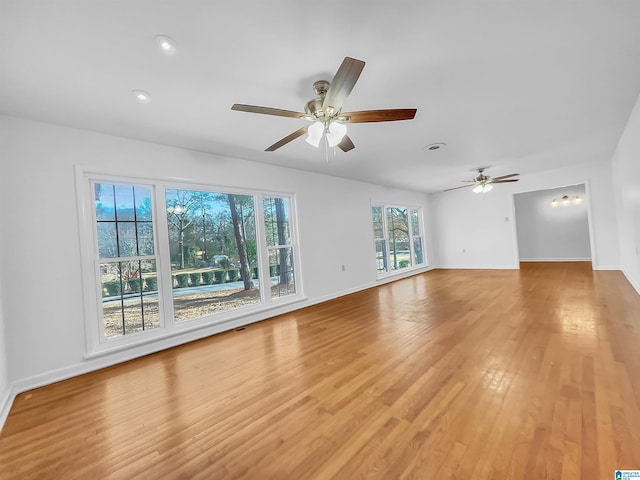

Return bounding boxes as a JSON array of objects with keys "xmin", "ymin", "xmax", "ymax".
[
  {"xmin": 269, "ymin": 247, "xmax": 296, "ymax": 299},
  {"xmin": 372, "ymin": 206, "xmax": 384, "ymax": 239},
  {"xmin": 114, "ymin": 185, "xmax": 136, "ymax": 221},
  {"xmin": 411, "ymin": 209, "xmax": 420, "ymax": 236},
  {"xmin": 375, "ymin": 239, "xmax": 387, "ymax": 274},
  {"xmin": 117, "ymin": 222, "xmax": 138, "ymax": 257},
  {"xmin": 263, "ymin": 196, "xmax": 291, "ymax": 247},
  {"xmin": 134, "ymin": 187, "xmax": 152, "ymax": 221},
  {"xmin": 167, "ymin": 189, "xmax": 260, "ymax": 322},
  {"xmin": 101, "ymin": 260, "xmax": 160, "ymax": 339},
  {"xmin": 95, "ymin": 184, "xmax": 115, "ymax": 221},
  {"xmin": 137, "ymin": 223, "xmax": 154, "ymax": 256},
  {"xmin": 387, "ymin": 208, "xmax": 410, "ymax": 270},
  {"xmin": 97, "ymin": 222, "xmax": 118, "ymax": 258},
  {"xmin": 140, "ymin": 259, "xmax": 160, "ymax": 331},
  {"xmin": 413, "ymin": 237, "xmax": 424, "ymax": 265}
]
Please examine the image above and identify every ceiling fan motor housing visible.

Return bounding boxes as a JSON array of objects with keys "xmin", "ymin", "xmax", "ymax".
[
  {"xmin": 312, "ymin": 80, "xmax": 329, "ymax": 96},
  {"xmin": 305, "ymin": 80, "xmax": 332, "ymax": 118},
  {"xmin": 305, "ymin": 97, "xmax": 324, "ymax": 116}
]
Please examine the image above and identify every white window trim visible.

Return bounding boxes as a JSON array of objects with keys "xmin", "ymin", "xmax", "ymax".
[{"xmin": 76, "ymin": 167, "xmax": 303, "ymax": 356}]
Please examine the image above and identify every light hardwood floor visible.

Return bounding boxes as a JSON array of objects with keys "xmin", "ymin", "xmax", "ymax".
[{"xmin": 1, "ymin": 263, "xmax": 640, "ymax": 479}]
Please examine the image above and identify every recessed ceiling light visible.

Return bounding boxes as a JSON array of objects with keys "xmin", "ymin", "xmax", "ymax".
[
  {"xmin": 423, "ymin": 142, "xmax": 446, "ymax": 151},
  {"xmin": 155, "ymin": 35, "xmax": 176, "ymax": 54},
  {"xmin": 132, "ymin": 90, "xmax": 151, "ymax": 104}
]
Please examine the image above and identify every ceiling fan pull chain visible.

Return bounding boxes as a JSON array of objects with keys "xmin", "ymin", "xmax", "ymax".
[{"xmin": 324, "ymin": 136, "xmax": 329, "ymax": 163}]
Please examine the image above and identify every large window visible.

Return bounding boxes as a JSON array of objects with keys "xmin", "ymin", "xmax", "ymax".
[
  {"xmin": 372, "ymin": 204, "xmax": 425, "ymax": 276},
  {"xmin": 81, "ymin": 174, "xmax": 300, "ymax": 353},
  {"xmin": 165, "ymin": 189, "xmax": 260, "ymax": 322}
]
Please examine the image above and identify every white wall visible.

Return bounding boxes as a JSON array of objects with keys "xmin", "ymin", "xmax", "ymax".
[
  {"xmin": 0, "ymin": 115, "xmax": 432, "ymax": 403},
  {"xmin": 514, "ymin": 184, "xmax": 591, "ymax": 261},
  {"xmin": 612, "ymin": 92, "xmax": 640, "ymax": 293},
  {"xmin": 429, "ymin": 159, "xmax": 619, "ymax": 269}
]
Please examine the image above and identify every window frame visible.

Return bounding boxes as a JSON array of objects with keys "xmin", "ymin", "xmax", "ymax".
[
  {"xmin": 77, "ymin": 168, "xmax": 302, "ymax": 356},
  {"xmin": 371, "ymin": 202, "xmax": 427, "ymax": 278}
]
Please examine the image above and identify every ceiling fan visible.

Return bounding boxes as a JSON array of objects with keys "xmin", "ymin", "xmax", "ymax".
[
  {"xmin": 444, "ymin": 168, "xmax": 520, "ymax": 193},
  {"xmin": 231, "ymin": 57, "xmax": 417, "ymax": 152}
]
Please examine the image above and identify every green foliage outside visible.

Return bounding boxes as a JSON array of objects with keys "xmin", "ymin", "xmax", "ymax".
[
  {"xmin": 227, "ymin": 269, "xmax": 239, "ymax": 282},
  {"xmin": 175, "ymin": 273, "xmax": 189, "ymax": 288},
  {"xmin": 214, "ymin": 270, "xmax": 226, "ymax": 284},
  {"xmin": 103, "ymin": 280, "xmax": 121, "ymax": 297},
  {"xmin": 144, "ymin": 276, "xmax": 157, "ymax": 291},
  {"xmin": 189, "ymin": 272, "xmax": 202, "ymax": 287},
  {"xmin": 201, "ymin": 270, "xmax": 215, "ymax": 285},
  {"xmin": 127, "ymin": 278, "xmax": 142, "ymax": 293}
]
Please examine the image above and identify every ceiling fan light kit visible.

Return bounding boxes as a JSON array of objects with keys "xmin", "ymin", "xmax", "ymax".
[
  {"xmin": 472, "ymin": 183, "xmax": 493, "ymax": 194},
  {"xmin": 445, "ymin": 168, "xmax": 520, "ymax": 193},
  {"xmin": 305, "ymin": 121, "xmax": 324, "ymax": 147},
  {"xmin": 231, "ymin": 56, "xmax": 417, "ymax": 153}
]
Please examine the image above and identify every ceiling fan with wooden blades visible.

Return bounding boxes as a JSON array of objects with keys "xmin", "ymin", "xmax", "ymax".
[
  {"xmin": 444, "ymin": 168, "xmax": 519, "ymax": 193},
  {"xmin": 231, "ymin": 57, "xmax": 417, "ymax": 152}
]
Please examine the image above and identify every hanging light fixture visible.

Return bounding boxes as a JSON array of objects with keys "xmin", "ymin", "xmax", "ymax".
[
  {"xmin": 549, "ymin": 194, "xmax": 583, "ymax": 207},
  {"xmin": 305, "ymin": 120, "xmax": 347, "ymax": 148},
  {"xmin": 326, "ymin": 122, "xmax": 347, "ymax": 147},
  {"xmin": 305, "ymin": 121, "xmax": 324, "ymax": 147},
  {"xmin": 472, "ymin": 183, "xmax": 493, "ymax": 194}
]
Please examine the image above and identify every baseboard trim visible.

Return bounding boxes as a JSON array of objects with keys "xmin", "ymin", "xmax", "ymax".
[
  {"xmin": 622, "ymin": 270, "xmax": 640, "ymax": 296},
  {"xmin": 433, "ymin": 265, "xmax": 518, "ymax": 270},
  {"xmin": 0, "ymin": 384, "xmax": 17, "ymax": 432},
  {"xmin": 519, "ymin": 258, "xmax": 592, "ymax": 262}
]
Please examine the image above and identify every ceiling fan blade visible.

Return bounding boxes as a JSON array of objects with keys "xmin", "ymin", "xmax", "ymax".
[
  {"xmin": 341, "ymin": 109, "xmax": 417, "ymax": 123},
  {"xmin": 265, "ymin": 126, "xmax": 308, "ymax": 151},
  {"xmin": 337, "ymin": 135, "xmax": 355, "ymax": 152},
  {"xmin": 322, "ymin": 57, "xmax": 366, "ymax": 114},
  {"xmin": 444, "ymin": 184, "xmax": 475, "ymax": 192},
  {"xmin": 491, "ymin": 173, "xmax": 519, "ymax": 181},
  {"xmin": 490, "ymin": 179, "xmax": 520, "ymax": 184},
  {"xmin": 231, "ymin": 104, "xmax": 305, "ymax": 119}
]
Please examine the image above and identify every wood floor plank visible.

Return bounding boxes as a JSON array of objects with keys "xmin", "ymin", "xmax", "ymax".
[{"xmin": 1, "ymin": 262, "xmax": 640, "ymax": 479}]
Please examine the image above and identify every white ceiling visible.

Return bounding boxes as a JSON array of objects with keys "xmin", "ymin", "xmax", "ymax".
[{"xmin": 2, "ymin": 1, "xmax": 640, "ymax": 193}]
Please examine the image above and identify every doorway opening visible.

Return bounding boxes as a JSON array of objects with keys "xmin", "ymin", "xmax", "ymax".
[{"xmin": 513, "ymin": 184, "xmax": 593, "ymax": 267}]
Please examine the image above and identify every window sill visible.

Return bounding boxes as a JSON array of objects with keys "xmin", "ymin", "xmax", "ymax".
[{"xmin": 375, "ymin": 265, "xmax": 431, "ymax": 282}]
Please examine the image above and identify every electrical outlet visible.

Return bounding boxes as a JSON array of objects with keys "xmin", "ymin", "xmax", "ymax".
[
  {"xmin": 341, "ymin": 264, "xmax": 346, "ymax": 271},
  {"xmin": 462, "ymin": 248, "xmax": 466, "ymax": 254}
]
